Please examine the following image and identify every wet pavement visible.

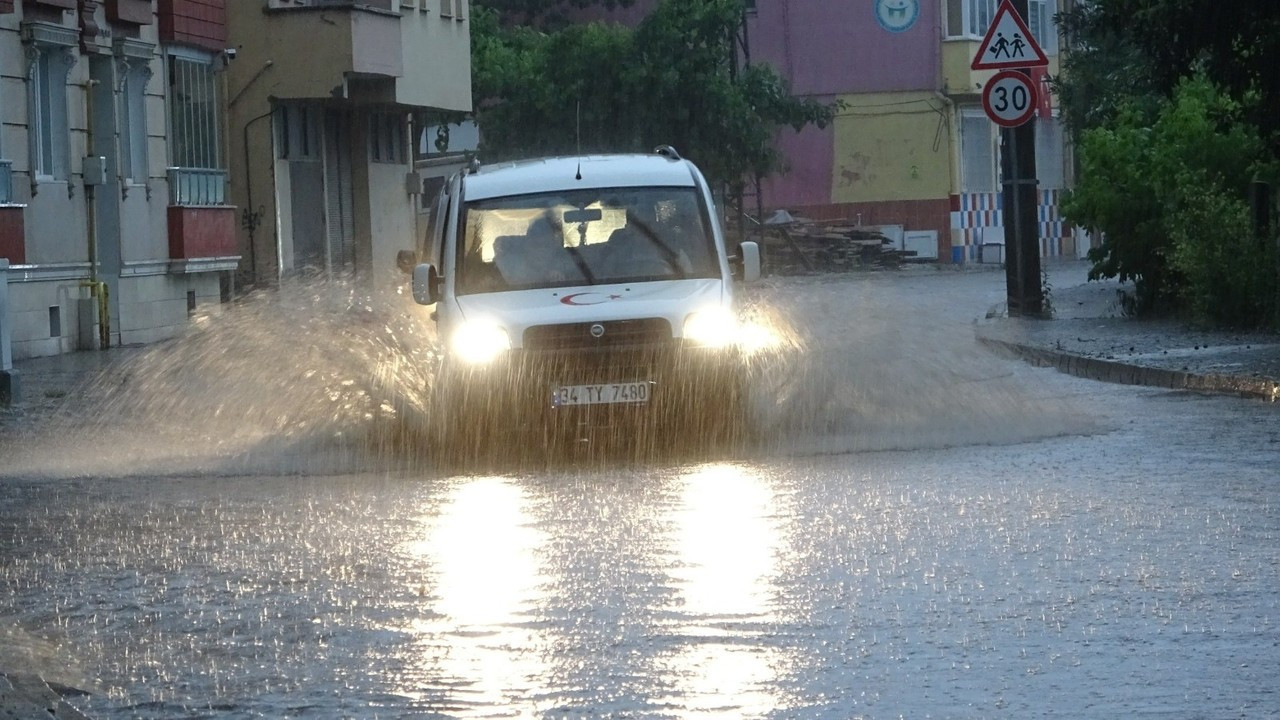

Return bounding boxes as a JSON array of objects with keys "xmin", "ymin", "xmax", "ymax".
[{"xmin": 0, "ymin": 262, "xmax": 1278, "ymax": 718}]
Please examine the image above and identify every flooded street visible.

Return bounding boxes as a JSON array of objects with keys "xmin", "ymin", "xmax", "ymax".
[{"xmin": 2, "ymin": 268, "xmax": 1279, "ymax": 718}]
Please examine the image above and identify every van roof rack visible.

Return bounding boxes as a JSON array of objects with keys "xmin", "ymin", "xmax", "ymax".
[{"xmin": 654, "ymin": 145, "xmax": 682, "ymax": 161}]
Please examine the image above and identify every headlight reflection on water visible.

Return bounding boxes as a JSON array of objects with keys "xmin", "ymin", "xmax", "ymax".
[
  {"xmin": 391, "ymin": 466, "xmax": 789, "ymax": 717},
  {"xmin": 663, "ymin": 463, "xmax": 787, "ymax": 718},
  {"xmin": 398, "ymin": 477, "xmax": 546, "ymax": 716}
]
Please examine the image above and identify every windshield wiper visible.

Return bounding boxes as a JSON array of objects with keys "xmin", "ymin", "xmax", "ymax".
[{"xmin": 548, "ymin": 212, "xmax": 597, "ymax": 285}]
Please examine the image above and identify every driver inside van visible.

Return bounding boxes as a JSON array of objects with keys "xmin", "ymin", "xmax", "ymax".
[
  {"xmin": 494, "ymin": 215, "xmax": 579, "ymax": 287},
  {"xmin": 600, "ymin": 207, "xmax": 693, "ymax": 279}
]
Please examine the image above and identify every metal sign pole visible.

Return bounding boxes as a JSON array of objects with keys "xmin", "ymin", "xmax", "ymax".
[{"xmin": 1000, "ymin": 0, "xmax": 1043, "ymax": 317}]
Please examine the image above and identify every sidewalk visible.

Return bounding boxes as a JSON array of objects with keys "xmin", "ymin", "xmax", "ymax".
[{"xmin": 977, "ymin": 262, "xmax": 1280, "ymax": 401}]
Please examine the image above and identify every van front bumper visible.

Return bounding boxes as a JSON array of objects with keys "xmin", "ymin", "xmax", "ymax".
[{"xmin": 439, "ymin": 343, "xmax": 743, "ymax": 439}]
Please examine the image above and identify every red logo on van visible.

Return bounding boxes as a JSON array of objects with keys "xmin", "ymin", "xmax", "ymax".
[{"xmin": 560, "ymin": 292, "xmax": 623, "ymax": 306}]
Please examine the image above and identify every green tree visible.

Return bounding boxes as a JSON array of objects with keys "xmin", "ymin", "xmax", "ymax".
[
  {"xmin": 470, "ymin": 0, "xmax": 837, "ymax": 190},
  {"xmin": 1057, "ymin": 0, "xmax": 1280, "ymax": 150},
  {"xmin": 1064, "ymin": 74, "xmax": 1275, "ymax": 324}
]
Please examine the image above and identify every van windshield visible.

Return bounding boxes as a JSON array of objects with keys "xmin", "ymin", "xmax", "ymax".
[{"xmin": 456, "ymin": 187, "xmax": 719, "ymax": 295}]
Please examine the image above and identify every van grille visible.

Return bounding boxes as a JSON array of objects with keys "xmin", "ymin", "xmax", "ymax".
[{"xmin": 522, "ymin": 318, "xmax": 673, "ymax": 353}]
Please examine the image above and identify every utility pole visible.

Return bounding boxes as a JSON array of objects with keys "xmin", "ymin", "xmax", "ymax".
[
  {"xmin": 728, "ymin": 2, "xmax": 755, "ymax": 246},
  {"xmin": 1000, "ymin": 0, "xmax": 1044, "ymax": 316}
]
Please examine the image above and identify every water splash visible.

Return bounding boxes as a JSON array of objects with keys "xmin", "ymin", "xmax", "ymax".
[
  {"xmin": 2, "ymin": 272, "xmax": 1091, "ymax": 477},
  {"xmin": 7, "ymin": 279, "xmax": 441, "ymax": 477},
  {"xmin": 739, "ymin": 273, "xmax": 1095, "ymax": 455}
]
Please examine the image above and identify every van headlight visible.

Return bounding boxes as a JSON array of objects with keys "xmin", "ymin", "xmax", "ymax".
[
  {"xmin": 451, "ymin": 322, "xmax": 511, "ymax": 364},
  {"xmin": 683, "ymin": 307, "xmax": 739, "ymax": 348}
]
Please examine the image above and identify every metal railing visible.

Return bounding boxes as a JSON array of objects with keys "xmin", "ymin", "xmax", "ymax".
[
  {"xmin": 168, "ymin": 167, "xmax": 227, "ymax": 206},
  {"xmin": 0, "ymin": 160, "xmax": 12, "ymax": 204}
]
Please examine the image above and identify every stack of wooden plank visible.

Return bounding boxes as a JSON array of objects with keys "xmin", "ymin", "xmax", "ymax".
[{"xmin": 734, "ymin": 217, "xmax": 918, "ymax": 274}]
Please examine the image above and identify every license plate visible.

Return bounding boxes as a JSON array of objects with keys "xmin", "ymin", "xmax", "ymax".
[{"xmin": 551, "ymin": 381, "xmax": 650, "ymax": 407}]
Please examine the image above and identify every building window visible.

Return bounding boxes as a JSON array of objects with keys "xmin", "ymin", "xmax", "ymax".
[
  {"xmin": 1035, "ymin": 115, "xmax": 1065, "ymax": 190},
  {"xmin": 120, "ymin": 61, "xmax": 152, "ymax": 184},
  {"xmin": 370, "ymin": 112, "xmax": 406, "ymax": 165},
  {"xmin": 167, "ymin": 49, "xmax": 225, "ymax": 205},
  {"xmin": 961, "ymin": 110, "xmax": 996, "ymax": 193},
  {"xmin": 0, "ymin": 160, "xmax": 11, "ymax": 205},
  {"xmin": 276, "ymin": 103, "xmax": 322, "ymax": 161},
  {"xmin": 26, "ymin": 44, "xmax": 74, "ymax": 182},
  {"xmin": 946, "ymin": 0, "xmax": 1057, "ymax": 54},
  {"xmin": 0, "ymin": 81, "xmax": 9, "ymax": 203}
]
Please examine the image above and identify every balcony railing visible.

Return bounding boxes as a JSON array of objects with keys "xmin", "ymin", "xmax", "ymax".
[
  {"xmin": 0, "ymin": 160, "xmax": 12, "ymax": 204},
  {"xmin": 168, "ymin": 167, "xmax": 227, "ymax": 206}
]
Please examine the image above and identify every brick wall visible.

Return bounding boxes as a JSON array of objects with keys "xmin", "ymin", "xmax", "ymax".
[
  {"xmin": 157, "ymin": 0, "xmax": 227, "ymax": 52},
  {"xmin": 0, "ymin": 207, "xmax": 26, "ymax": 265},
  {"xmin": 168, "ymin": 206, "xmax": 236, "ymax": 259},
  {"xmin": 0, "ymin": 2, "xmax": 13, "ymax": 14}
]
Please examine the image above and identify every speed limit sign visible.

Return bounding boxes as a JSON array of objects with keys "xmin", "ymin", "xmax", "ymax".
[{"xmin": 982, "ymin": 70, "xmax": 1038, "ymax": 128}]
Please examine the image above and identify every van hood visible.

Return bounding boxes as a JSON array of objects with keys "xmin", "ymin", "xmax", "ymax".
[{"xmin": 452, "ymin": 278, "xmax": 726, "ymax": 347}]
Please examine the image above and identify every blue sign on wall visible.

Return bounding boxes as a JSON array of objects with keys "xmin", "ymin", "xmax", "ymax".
[{"xmin": 875, "ymin": 0, "xmax": 920, "ymax": 33}]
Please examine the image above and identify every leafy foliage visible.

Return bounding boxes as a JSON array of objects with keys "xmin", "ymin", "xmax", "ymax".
[
  {"xmin": 1056, "ymin": 0, "xmax": 1280, "ymax": 325},
  {"xmin": 470, "ymin": 0, "xmax": 837, "ymax": 189},
  {"xmin": 1063, "ymin": 74, "xmax": 1276, "ymax": 324},
  {"xmin": 479, "ymin": 0, "xmax": 634, "ymax": 27},
  {"xmin": 1057, "ymin": 0, "xmax": 1280, "ymax": 152}
]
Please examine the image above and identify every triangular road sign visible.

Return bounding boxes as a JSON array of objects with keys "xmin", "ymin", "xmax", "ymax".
[{"xmin": 971, "ymin": 0, "xmax": 1049, "ymax": 70}]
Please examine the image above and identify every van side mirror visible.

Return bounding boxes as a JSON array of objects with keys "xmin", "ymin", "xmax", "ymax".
[
  {"xmin": 412, "ymin": 263, "xmax": 442, "ymax": 305},
  {"xmin": 396, "ymin": 249, "xmax": 419, "ymax": 274},
  {"xmin": 731, "ymin": 241, "xmax": 761, "ymax": 283}
]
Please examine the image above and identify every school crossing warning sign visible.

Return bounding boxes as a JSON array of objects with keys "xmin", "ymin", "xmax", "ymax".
[{"xmin": 970, "ymin": 0, "xmax": 1049, "ymax": 71}]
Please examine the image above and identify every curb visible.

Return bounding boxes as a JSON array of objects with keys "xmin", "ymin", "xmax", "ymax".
[
  {"xmin": 0, "ymin": 673, "xmax": 93, "ymax": 720},
  {"xmin": 977, "ymin": 334, "xmax": 1280, "ymax": 402}
]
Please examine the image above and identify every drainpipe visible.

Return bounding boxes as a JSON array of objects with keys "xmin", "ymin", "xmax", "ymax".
[
  {"xmin": 242, "ymin": 109, "xmax": 275, "ymax": 287},
  {"xmin": 934, "ymin": 90, "xmax": 958, "ymax": 262},
  {"xmin": 80, "ymin": 77, "xmax": 110, "ymax": 349},
  {"xmin": 228, "ymin": 59, "xmax": 275, "ymax": 290}
]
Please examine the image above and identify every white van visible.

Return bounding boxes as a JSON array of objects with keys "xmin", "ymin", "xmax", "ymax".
[{"xmin": 407, "ymin": 147, "xmax": 761, "ymax": 445}]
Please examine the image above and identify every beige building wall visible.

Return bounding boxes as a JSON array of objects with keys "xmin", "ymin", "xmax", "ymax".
[
  {"xmin": 1, "ymin": 4, "xmax": 232, "ymax": 360},
  {"xmin": 398, "ymin": 4, "xmax": 472, "ymax": 111},
  {"xmin": 226, "ymin": 2, "xmax": 472, "ymax": 290},
  {"xmin": 367, "ymin": 161, "xmax": 418, "ymax": 285}
]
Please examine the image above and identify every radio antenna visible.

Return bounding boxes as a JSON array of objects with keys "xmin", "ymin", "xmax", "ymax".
[{"xmin": 575, "ymin": 100, "xmax": 582, "ymax": 180}]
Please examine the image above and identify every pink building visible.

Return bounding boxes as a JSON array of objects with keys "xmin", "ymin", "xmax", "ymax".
[{"xmin": 569, "ymin": 0, "xmax": 1075, "ymax": 264}]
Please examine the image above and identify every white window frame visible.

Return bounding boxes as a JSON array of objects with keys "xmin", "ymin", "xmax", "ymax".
[
  {"xmin": 369, "ymin": 111, "xmax": 406, "ymax": 165},
  {"xmin": 116, "ymin": 39, "xmax": 155, "ymax": 189},
  {"xmin": 23, "ymin": 22, "xmax": 78, "ymax": 189},
  {"xmin": 0, "ymin": 79, "xmax": 9, "ymax": 204},
  {"xmin": 276, "ymin": 102, "xmax": 323, "ymax": 161},
  {"xmin": 165, "ymin": 47, "xmax": 226, "ymax": 205},
  {"xmin": 960, "ymin": 108, "xmax": 998, "ymax": 194},
  {"xmin": 945, "ymin": 0, "xmax": 1057, "ymax": 55},
  {"xmin": 121, "ymin": 64, "xmax": 151, "ymax": 184},
  {"xmin": 166, "ymin": 46, "xmax": 222, "ymax": 171},
  {"xmin": 1034, "ymin": 112, "xmax": 1066, "ymax": 190}
]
